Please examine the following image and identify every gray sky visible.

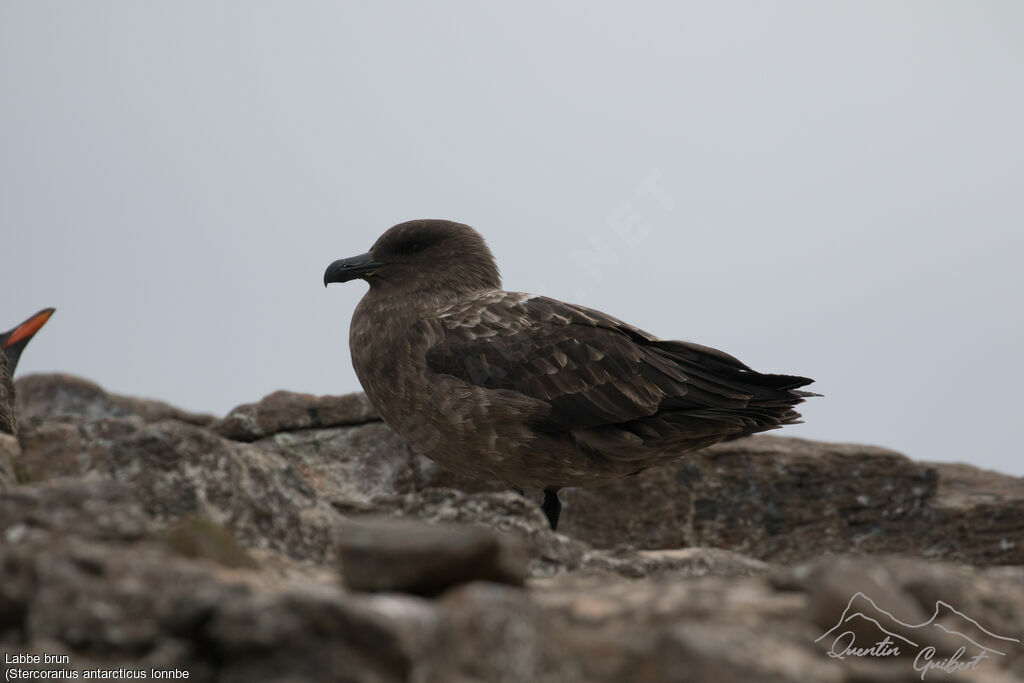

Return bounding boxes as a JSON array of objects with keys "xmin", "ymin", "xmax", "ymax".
[{"xmin": 3, "ymin": 3, "xmax": 1022, "ymax": 475}]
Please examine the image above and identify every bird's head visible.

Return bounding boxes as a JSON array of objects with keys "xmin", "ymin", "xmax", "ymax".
[{"xmin": 323, "ymin": 219, "xmax": 501, "ymax": 296}]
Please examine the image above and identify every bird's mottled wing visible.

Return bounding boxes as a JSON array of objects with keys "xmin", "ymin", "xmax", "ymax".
[{"xmin": 422, "ymin": 293, "xmax": 811, "ymax": 435}]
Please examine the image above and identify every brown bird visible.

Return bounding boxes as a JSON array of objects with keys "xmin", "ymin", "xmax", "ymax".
[
  {"xmin": 1, "ymin": 308, "xmax": 56, "ymax": 435},
  {"xmin": 324, "ymin": 220, "xmax": 814, "ymax": 530}
]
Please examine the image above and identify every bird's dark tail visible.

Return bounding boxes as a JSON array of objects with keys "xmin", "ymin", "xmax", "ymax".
[{"xmin": 645, "ymin": 339, "xmax": 818, "ymax": 439}]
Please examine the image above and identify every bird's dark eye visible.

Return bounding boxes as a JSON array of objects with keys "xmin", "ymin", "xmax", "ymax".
[
  {"xmin": 376, "ymin": 224, "xmax": 447, "ymax": 258},
  {"xmin": 394, "ymin": 235, "xmax": 439, "ymax": 255},
  {"xmin": 391, "ymin": 241, "xmax": 423, "ymax": 255}
]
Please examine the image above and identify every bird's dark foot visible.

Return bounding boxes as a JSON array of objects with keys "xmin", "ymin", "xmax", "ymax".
[{"xmin": 541, "ymin": 487, "xmax": 561, "ymax": 530}]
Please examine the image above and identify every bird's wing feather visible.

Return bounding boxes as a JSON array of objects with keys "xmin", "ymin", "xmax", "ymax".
[{"xmin": 423, "ymin": 293, "xmax": 813, "ymax": 434}]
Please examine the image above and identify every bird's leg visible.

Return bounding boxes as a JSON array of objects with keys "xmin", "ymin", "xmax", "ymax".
[{"xmin": 541, "ymin": 487, "xmax": 562, "ymax": 530}]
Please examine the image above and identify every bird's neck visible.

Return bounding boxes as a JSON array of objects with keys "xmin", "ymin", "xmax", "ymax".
[{"xmin": 360, "ymin": 284, "xmax": 484, "ymax": 316}]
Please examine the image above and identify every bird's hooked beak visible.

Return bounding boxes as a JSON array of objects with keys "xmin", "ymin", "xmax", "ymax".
[{"xmin": 323, "ymin": 252, "xmax": 385, "ymax": 286}]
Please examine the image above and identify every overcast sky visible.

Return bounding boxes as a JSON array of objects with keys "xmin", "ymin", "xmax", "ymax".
[{"xmin": 2, "ymin": 2, "xmax": 1022, "ymax": 475}]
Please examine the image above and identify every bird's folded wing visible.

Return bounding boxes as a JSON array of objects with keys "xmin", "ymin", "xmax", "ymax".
[{"xmin": 422, "ymin": 294, "xmax": 812, "ymax": 434}]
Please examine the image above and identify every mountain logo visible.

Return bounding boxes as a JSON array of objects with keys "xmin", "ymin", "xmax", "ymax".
[{"xmin": 815, "ymin": 591, "xmax": 1019, "ymax": 678}]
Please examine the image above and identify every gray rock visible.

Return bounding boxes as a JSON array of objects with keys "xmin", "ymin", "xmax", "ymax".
[
  {"xmin": 161, "ymin": 515, "xmax": 259, "ymax": 569},
  {"xmin": 339, "ymin": 518, "xmax": 527, "ymax": 595},
  {"xmin": 912, "ymin": 461, "xmax": 1024, "ymax": 565},
  {"xmin": 0, "ymin": 478, "xmax": 154, "ymax": 544},
  {"xmin": 16, "ymin": 416, "xmax": 342, "ymax": 563},
  {"xmin": 639, "ymin": 622, "xmax": 846, "ymax": 683},
  {"xmin": 582, "ymin": 546, "xmax": 773, "ymax": 579},
  {"xmin": 560, "ymin": 435, "xmax": 1024, "ymax": 566},
  {"xmin": 198, "ymin": 581, "xmax": 417, "ymax": 683},
  {"xmin": 5, "ymin": 534, "xmax": 1021, "ymax": 683},
  {"xmin": 777, "ymin": 555, "xmax": 1024, "ymax": 662},
  {"xmin": 0, "ymin": 432, "xmax": 18, "ymax": 490},
  {"xmin": 0, "ymin": 534, "xmax": 418, "ymax": 683},
  {"xmin": 213, "ymin": 390, "xmax": 378, "ymax": 441},
  {"xmin": 560, "ymin": 436, "xmax": 937, "ymax": 557},
  {"xmin": 424, "ymin": 582, "xmax": 555, "ymax": 682},
  {"xmin": 14, "ymin": 373, "xmax": 215, "ymax": 426},
  {"xmin": 398, "ymin": 488, "xmax": 589, "ymax": 577},
  {"xmin": 256, "ymin": 422, "xmax": 418, "ymax": 506},
  {"xmin": 4, "ymin": 376, "xmax": 1024, "ymax": 683}
]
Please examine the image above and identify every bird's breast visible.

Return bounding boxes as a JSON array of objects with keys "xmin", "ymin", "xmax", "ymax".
[{"xmin": 349, "ymin": 295, "xmax": 432, "ymax": 426}]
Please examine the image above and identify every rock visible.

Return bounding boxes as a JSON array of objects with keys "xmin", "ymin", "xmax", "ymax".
[
  {"xmin": 779, "ymin": 555, "xmax": 1024, "ymax": 660},
  {"xmin": 162, "ymin": 515, "xmax": 259, "ymax": 569},
  {"xmin": 3, "ymin": 376, "xmax": 1023, "ymax": 682},
  {"xmin": 913, "ymin": 461, "xmax": 1024, "ymax": 565},
  {"xmin": 0, "ymin": 478, "xmax": 154, "ymax": 544},
  {"xmin": 0, "ymin": 432, "xmax": 19, "ymax": 490},
  {"xmin": 213, "ymin": 390, "xmax": 378, "ymax": 441},
  {"xmin": 424, "ymin": 582, "xmax": 555, "ymax": 682},
  {"xmin": 255, "ymin": 423, "xmax": 504, "ymax": 511},
  {"xmin": 198, "ymin": 582, "xmax": 418, "ymax": 683},
  {"xmin": 338, "ymin": 518, "xmax": 527, "ymax": 595},
  {"xmin": 582, "ymin": 547, "xmax": 773, "ymax": 579},
  {"xmin": 803, "ymin": 556, "xmax": 967, "ymax": 658},
  {"xmin": 16, "ymin": 416, "xmax": 343, "ymax": 563},
  {"xmin": 560, "ymin": 435, "xmax": 1024, "ymax": 566},
  {"xmin": 5, "ymin": 530, "xmax": 1021, "ymax": 682},
  {"xmin": 256, "ymin": 422, "xmax": 418, "ymax": 506},
  {"xmin": 397, "ymin": 488, "xmax": 589, "ymax": 577},
  {"xmin": 637, "ymin": 622, "xmax": 847, "ymax": 683},
  {"xmin": 561, "ymin": 436, "xmax": 938, "ymax": 558},
  {"xmin": 0, "ymin": 534, "xmax": 419, "ymax": 683},
  {"xmin": 14, "ymin": 373, "xmax": 215, "ymax": 426}
]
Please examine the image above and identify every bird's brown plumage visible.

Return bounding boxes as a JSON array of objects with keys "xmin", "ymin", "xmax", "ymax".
[{"xmin": 325, "ymin": 220, "xmax": 815, "ymax": 513}]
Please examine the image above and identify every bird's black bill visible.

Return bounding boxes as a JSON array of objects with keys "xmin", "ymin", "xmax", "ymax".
[{"xmin": 323, "ymin": 253, "xmax": 384, "ymax": 286}]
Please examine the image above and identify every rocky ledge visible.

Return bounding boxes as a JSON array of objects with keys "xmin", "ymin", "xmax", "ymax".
[{"xmin": 2, "ymin": 374, "xmax": 1022, "ymax": 682}]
